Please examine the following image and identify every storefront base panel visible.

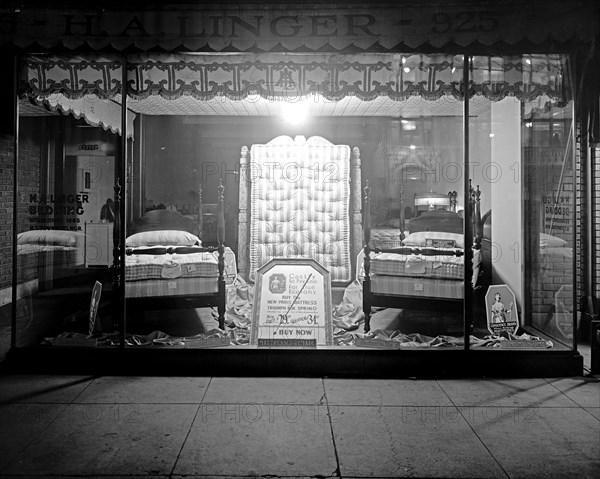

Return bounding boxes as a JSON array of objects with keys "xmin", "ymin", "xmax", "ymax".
[{"xmin": 2, "ymin": 348, "xmax": 584, "ymax": 378}]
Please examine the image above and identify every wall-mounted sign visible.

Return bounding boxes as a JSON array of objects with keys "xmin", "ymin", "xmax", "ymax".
[
  {"xmin": 542, "ymin": 192, "xmax": 572, "ymax": 233},
  {"xmin": 78, "ymin": 144, "xmax": 100, "ymax": 151},
  {"xmin": 485, "ymin": 284, "xmax": 519, "ymax": 336},
  {"xmin": 251, "ymin": 258, "xmax": 333, "ymax": 347}
]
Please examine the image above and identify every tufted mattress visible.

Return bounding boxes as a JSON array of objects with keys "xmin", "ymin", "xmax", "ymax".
[{"xmin": 249, "ymin": 138, "xmax": 352, "ymax": 282}]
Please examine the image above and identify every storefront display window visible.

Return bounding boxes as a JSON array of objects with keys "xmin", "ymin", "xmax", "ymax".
[{"xmin": 10, "ymin": 50, "xmax": 578, "ymax": 355}]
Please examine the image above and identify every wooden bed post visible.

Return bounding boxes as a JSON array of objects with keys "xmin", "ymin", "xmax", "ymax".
[
  {"xmin": 237, "ymin": 146, "xmax": 249, "ymax": 281},
  {"xmin": 112, "ymin": 178, "xmax": 124, "ymax": 343},
  {"xmin": 469, "ymin": 180, "xmax": 482, "ymax": 250},
  {"xmin": 197, "ymin": 183, "xmax": 203, "ymax": 240},
  {"xmin": 363, "ymin": 181, "xmax": 372, "ymax": 333},
  {"xmin": 473, "ymin": 185, "xmax": 482, "ymax": 249},
  {"xmin": 351, "ymin": 147, "xmax": 363, "ymax": 276},
  {"xmin": 399, "ymin": 187, "xmax": 405, "ymax": 242},
  {"xmin": 217, "ymin": 179, "xmax": 226, "ymax": 330},
  {"xmin": 448, "ymin": 190, "xmax": 458, "ymax": 212}
]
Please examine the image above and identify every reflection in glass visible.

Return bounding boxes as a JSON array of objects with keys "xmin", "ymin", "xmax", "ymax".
[
  {"xmin": 14, "ymin": 55, "xmax": 123, "ymax": 348},
  {"xmin": 468, "ymin": 54, "xmax": 575, "ymax": 350}
]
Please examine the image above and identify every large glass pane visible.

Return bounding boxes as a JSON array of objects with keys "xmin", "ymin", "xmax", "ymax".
[
  {"xmin": 120, "ymin": 53, "xmax": 467, "ymax": 350},
  {"xmin": 468, "ymin": 54, "xmax": 575, "ymax": 350},
  {"xmin": 14, "ymin": 55, "xmax": 123, "ymax": 348},
  {"xmin": 360, "ymin": 54, "xmax": 466, "ymax": 348}
]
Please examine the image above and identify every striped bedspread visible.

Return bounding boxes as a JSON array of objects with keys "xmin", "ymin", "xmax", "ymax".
[
  {"xmin": 125, "ymin": 247, "xmax": 237, "ymax": 282},
  {"xmin": 371, "ymin": 250, "xmax": 464, "ymax": 280},
  {"xmin": 371, "ymin": 275, "xmax": 464, "ymax": 299}
]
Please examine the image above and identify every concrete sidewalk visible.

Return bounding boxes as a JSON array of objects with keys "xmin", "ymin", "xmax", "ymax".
[{"xmin": 0, "ymin": 374, "xmax": 598, "ymax": 478}]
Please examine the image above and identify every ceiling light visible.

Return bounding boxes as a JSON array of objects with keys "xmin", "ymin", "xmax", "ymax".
[
  {"xmin": 403, "ymin": 67, "xmax": 411, "ymax": 73},
  {"xmin": 409, "ymin": 145, "xmax": 416, "ymax": 150},
  {"xmin": 282, "ymin": 101, "xmax": 308, "ymax": 124}
]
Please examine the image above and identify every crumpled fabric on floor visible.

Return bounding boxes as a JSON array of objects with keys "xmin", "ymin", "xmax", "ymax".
[
  {"xmin": 45, "ymin": 329, "xmax": 230, "ymax": 347},
  {"xmin": 334, "ymin": 329, "xmax": 465, "ymax": 347},
  {"xmin": 211, "ymin": 275, "xmax": 253, "ymax": 329},
  {"xmin": 332, "ymin": 279, "xmax": 364, "ymax": 332},
  {"xmin": 44, "ymin": 275, "xmax": 554, "ymax": 349}
]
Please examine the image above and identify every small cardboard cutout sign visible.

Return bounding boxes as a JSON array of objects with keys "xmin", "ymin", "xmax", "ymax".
[
  {"xmin": 485, "ymin": 284, "xmax": 519, "ymax": 336},
  {"xmin": 88, "ymin": 281, "xmax": 103, "ymax": 335}
]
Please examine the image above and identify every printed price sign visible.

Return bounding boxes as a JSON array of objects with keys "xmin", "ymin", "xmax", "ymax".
[{"xmin": 251, "ymin": 258, "xmax": 333, "ymax": 347}]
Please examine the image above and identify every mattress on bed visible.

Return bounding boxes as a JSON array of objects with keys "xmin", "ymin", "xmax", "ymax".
[
  {"xmin": 370, "ymin": 249, "xmax": 464, "ymax": 280},
  {"xmin": 125, "ymin": 247, "xmax": 237, "ymax": 282},
  {"xmin": 17, "ymin": 244, "xmax": 83, "ymax": 269},
  {"xmin": 371, "ymin": 275, "xmax": 464, "ymax": 299},
  {"xmin": 125, "ymin": 276, "xmax": 220, "ymax": 298}
]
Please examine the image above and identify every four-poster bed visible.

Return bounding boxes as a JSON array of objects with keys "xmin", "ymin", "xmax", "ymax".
[
  {"xmin": 361, "ymin": 181, "xmax": 490, "ymax": 333},
  {"xmin": 113, "ymin": 181, "xmax": 232, "ymax": 330}
]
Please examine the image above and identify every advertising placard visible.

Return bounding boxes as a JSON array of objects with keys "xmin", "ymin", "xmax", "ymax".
[
  {"xmin": 251, "ymin": 258, "xmax": 333, "ymax": 347},
  {"xmin": 485, "ymin": 284, "xmax": 519, "ymax": 336}
]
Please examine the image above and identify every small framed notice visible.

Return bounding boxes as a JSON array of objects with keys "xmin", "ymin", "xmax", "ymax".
[{"xmin": 251, "ymin": 258, "xmax": 333, "ymax": 347}]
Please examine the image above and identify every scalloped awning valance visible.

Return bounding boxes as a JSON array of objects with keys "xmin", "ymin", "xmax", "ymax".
[
  {"xmin": 2, "ymin": 2, "xmax": 596, "ymax": 53},
  {"xmin": 22, "ymin": 53, "xmax": 571, "ymax": 105}
]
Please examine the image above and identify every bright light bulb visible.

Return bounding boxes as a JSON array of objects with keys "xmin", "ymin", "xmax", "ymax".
[
  {"xmin": 403, "ymin": 67, "xmax": 410, "ymax": 73},
  {"xmin": 282, "ymin": 102, "xmax": 308, "ymax": 124},
  {"xmin": 409, "ymin": 144, "xmax": 416, "ymax": 150}
]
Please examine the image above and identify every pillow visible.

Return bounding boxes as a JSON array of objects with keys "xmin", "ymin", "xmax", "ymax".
[
  {"xmin": 402, "ymin": 231, "xmax": 464, "ymax": 248},
  {"xmin": 380, "ymin": 218, "xmax": 401, "ymax": 228},
  {"xmin": 17, "ymin": 230, "xmax": 84, "ymax": 247},
  {"xmin": 539, "ymin": 233, "xmax": 568, "ymax": 248},
  {"xmin": 125, "ymin": 229, "xmax": 201, "ymax": 247}
]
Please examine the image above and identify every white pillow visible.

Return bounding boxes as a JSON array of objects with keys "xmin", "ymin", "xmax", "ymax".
[
  {"xmin": 539, "ymin": 233, "xmax": 568, "ymax": 248},
  {"xmin": 403, "ymin": 231, "xmax": 464, "ymax": 248},
  {"xmin": 126, "ymin": 230, "xmax": 201, "ymax": 247},
  {"xmin": 17, "ymin": 230, "xmax": 84, "ymax": 247}
]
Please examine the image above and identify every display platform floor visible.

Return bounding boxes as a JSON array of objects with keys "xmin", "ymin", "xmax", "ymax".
[{"xmin": 0, "ymin": 374, "xmax": 598, "ymax": 478}]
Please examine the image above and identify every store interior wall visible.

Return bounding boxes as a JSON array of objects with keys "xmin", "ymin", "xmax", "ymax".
[{"xmin": 490, "ymin": 99, "xmax": 522, "ymax": 309}]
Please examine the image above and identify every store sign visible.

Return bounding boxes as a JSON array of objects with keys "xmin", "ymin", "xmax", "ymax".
[
  {"xmin": 251, "ymin": 258, "xmax": 333, "ymax": 347},
  {"xmin": 485, "ymin": 284, "xmax": 519, "ymax": 336},
  {"xmin": 1, "ymin": 3, "xmax": 595, "ymax": 51},
  {"xmin": 542, "ymin": 193, "xmax": 572, "ymax": 233},
  {"xmin": 27, "ymin": 192, "xmax": 87, "ymax": 231}
]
